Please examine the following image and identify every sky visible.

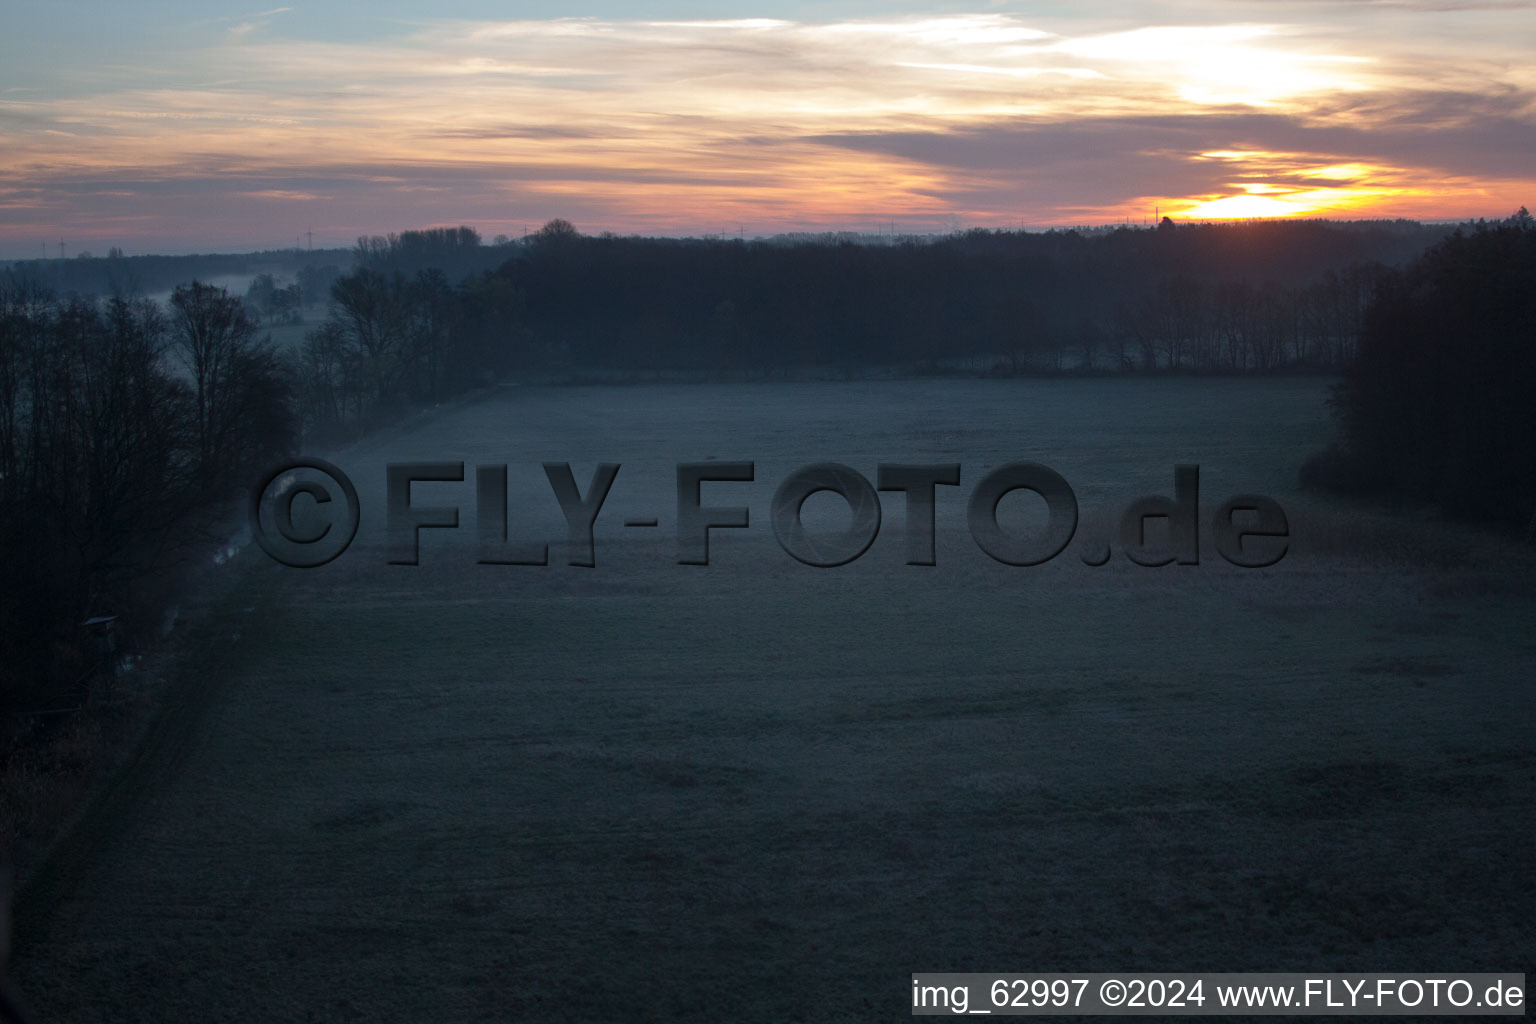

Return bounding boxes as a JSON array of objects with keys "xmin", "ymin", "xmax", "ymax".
[{"xmin": 1, "ymin": 1, "xmax": 1533, "ymax": 256}]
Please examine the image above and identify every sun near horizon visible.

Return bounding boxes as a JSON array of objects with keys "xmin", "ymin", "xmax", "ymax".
[{"xmin": 1, "ymin": 3, "xmax": 1532, "ymax": 257}]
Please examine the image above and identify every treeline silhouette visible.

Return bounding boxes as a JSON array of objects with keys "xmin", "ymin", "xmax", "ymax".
[
  {"xmin": 1303, "ymin": 209, "xmax": 1536, "ymax": 529},
  {"xmin": 0, "ymin": 282, "xmax": 293, "ymax": 711},
  {"xmin": 292, "ymin": 217, "xmax": 1447, "ymax": 438},
  {"xmin": 500, "ymin": 218, "xmax": 1430, "ymax": 375}
]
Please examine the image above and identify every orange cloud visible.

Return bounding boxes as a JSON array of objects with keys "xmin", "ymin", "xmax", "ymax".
[{"xmin": 0, "ymin": 11, "xmax": 1531, "ymax": 252}]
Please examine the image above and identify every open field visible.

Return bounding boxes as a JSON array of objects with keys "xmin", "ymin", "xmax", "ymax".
[{"xmin": 13, "ymin": 378, "xmax": 1535, "ymax": 1021}]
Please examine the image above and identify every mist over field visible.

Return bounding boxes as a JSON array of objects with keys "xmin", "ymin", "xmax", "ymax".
[{"xmin": 9, "ymin": 377, "xmax": 1533, "ymax": 1020}]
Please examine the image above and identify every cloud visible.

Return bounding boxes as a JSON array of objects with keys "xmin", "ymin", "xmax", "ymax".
[
  {"xmin": 0, "ymin": 10, "xmax": 1532, "ymax": 253},
  {"xmin": 815, "ymin": 92, "xmax": 1536, "ymax": 181},
  {"xmin": 226, "ymin": 5, "xmax": 290, "ymax": 42},
  {"xmin": 236, "ymin": 188, "xmax": 326, "ymax": 201}
]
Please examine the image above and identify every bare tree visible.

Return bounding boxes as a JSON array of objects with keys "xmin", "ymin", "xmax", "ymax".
[
  {"xmin": 169, "ymin": 282, "xmax": 254, "ymax": 480},
  {"xmin": 169, "ymin": 281, "xmax": 292, "ymax": 497},
  {"xmin": 329, "ymin": 268, "xmax": 411, "ymax": 420}
]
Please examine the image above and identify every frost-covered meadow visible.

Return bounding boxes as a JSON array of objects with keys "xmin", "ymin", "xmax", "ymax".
[{"xmin": 17, "ymin": 378, "xmax": 1534, "ymax": 1021}]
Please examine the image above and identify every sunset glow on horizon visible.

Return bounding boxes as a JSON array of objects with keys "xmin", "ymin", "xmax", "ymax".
[{"xmin": 1, "ymin": 2, "xmax": 1532, "ymax": 256}]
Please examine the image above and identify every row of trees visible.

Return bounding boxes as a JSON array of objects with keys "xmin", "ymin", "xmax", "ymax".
[
  {"xmin": 0, "ymin": 282, "xmax": 294, "ymax": 710},
  {"xmin": 353, "ymin": 225, "xmax": 492, "ymax": 281},
  {"xmin": 1101, "ymin": 264, "xmax": 1382, "ymax": 373},
  {"xmin": 295, "ymin": 267, "xmax": 531, "ymax": 439},
  {"xmin": 284, "ymin": 218, "xmax": 1445, "ymax": 438},
  {"xmin": 244, "ymin": 273, "xmax": 303, "ymax": 325},
  {"xmin": 292, "ymin": 220, "xmax": 1394, "ymax": 402},
  {"xmin": 1303, "ymin": 211, "xmax": 1536, "ymax": 528}
]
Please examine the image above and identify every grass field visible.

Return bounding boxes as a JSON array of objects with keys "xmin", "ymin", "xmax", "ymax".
[{"xmin": 13, "ymin": 378, "xmax": 1535, "ymax": 1021}]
